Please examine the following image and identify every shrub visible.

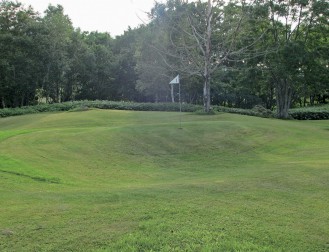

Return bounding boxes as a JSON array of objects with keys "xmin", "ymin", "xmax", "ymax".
[
  {"xmin": 289, "ymin": 111, "xmax": 329, "ymax": 120},
  {"xmin": 213, "ymin": 105, "xmax": 274, "ymax": 118},
  {"xmin": 194, "ymin": 109, "xmax": 217, "ymax": 115},
  {"xmin": 289, "ymin": 105, "xmax": 329, "ymax": 120},
  {"xmin": 0, "ymin": 101, "xmax": 202, "ymax": 118},
  {"xmin": 1, "ymin": 101, "xmax": 328, "ymax": 120}
]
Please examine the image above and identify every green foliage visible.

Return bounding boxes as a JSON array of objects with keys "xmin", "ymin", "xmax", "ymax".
[
  {"xmin": 0, "ymin": 1, "xmax": 41, "ymax": 107},
  {"xmin": 214, "ymin": 105, "xmax": 275, "ymax": 118},
  {"xmin": 194, "ymin": 109, "xmax": 217, "ymax": 115},
  {"xmin": 0, "ymin": 0, "xmax": 328, "ymax": 118},
  {"xmin": 2, "ymin": 101, "xmax": 329, "ymax": 120},
  {"xmin": 0, "ymin": 101, "xmax": 202, "ymax": 118},
  {"xmin": 289, "ymin": 105, "xmax": 329, "ymax": 120}
]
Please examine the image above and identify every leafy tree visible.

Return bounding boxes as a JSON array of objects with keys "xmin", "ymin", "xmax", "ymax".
[
  {"xmin": 0, "ymin": 0, "xmax": 327, "ymax": 113},
  {"xmin": 113, "ymin": 28, "xmax": 140, "ymax": 101},
  {"xmin": 146, "ymin": 0, "xmax": 269, "ymax": 112},
  {"xmin": 135, "ymin": 22, "xmax": 173, "ymax": 103},
  {"xmin": 64, "ymin": 29, "xmax": 91, "ymax": 101},
  {"xmin": 40, "ymin": 4, "xmax": 73, "ymax": 103},
  {"xmin": 299, "ymin": 0, "xmax": 329, "ymax": 106},
  {"xmin": 72, "ymin": 31, "xmax": 116, "ymax": 100},
  {"xmin": 89, "ymin": 32, "xmax": 116, "ymax": 100},
  {"xmin": 0, "ymin": 0, "xmax": 40, "ymax": 107},
  {"xmin": 256, "ymin": 0, "xmax": 328, "ymax": 118}
]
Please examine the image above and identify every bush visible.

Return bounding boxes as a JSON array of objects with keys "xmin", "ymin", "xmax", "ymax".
[
  {"xmin": 1, "ymin": 101, "xmax": 328, "ymax": 120},
  {"xmin": 0, "ymin": 101, "xmax": 202, "ymax": 118},
  {"xmin": 194, "ymin": 109, "xmax": 217, "ymax": 115},
  {"xmin": 213, "ymin": 105, "xmax": 274, "ymax": 118},
  {"xmin": 289, "ymin": 105, "xmax": 329, "ymax": 120}
]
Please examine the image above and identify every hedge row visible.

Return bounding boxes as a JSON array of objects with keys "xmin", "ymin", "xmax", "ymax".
[
  {"xmin": 215, "ymin": 105, "xmax": 329, "ymax": 120},
  {"xmin": 1, "ymin": 101, "xmax": 328, "ymax": 120},
  {"xmin": 289, "ymin": 111, "xmax": 329, "ymax": 120},
  {"xmin": 289, "ymin": 105, "xmax": 329, "ymax": 120},
  {"xmin": 0, "ymin": 101, "xmax": 202, "ymax": 118},
  {"xmin": 86, "ymin": 100, "xmax": 203, "ymax": 112},
  {"xmin": 214, "ymin": 105, "xmax": 275, "ymax": 118}
]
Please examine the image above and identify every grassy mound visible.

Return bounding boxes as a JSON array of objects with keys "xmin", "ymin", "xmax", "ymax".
[{"xmin": 0, "ymin": 110, "xmax": 328, "ymax": 251}]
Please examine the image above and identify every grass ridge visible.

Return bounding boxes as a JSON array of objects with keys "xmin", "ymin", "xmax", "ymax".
[
  {"xmin": 0, "ymin": 169, "xmax": 61, "ymax": 184},
  {"xmin": 0, "ymin": 110, "xmax": 328, "ymax": 251}
]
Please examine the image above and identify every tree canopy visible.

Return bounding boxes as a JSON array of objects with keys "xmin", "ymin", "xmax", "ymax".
[{"xmin": 0, "ymin": 0, "xmax": 328, "ymax": 118}]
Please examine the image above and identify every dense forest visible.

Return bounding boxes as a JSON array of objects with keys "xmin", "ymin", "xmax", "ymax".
[{"xmin": 0, "ymin": 0, "xmax": 328, "ymax": 118}]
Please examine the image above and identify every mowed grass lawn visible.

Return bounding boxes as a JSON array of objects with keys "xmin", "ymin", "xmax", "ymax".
[{"xmin": 0, "ymin": 109, "xmax": 328, "ymax": 251}]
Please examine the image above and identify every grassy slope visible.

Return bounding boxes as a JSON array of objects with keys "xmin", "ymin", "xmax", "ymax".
[{"xmin": 0, "ymin": 110, "xmax": 328, "ymax": 251}]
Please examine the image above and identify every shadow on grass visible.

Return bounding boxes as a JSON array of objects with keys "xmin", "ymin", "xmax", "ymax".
[{"xmin": 0, "ymin": 169, "xmax": 61, "ymax": 184}]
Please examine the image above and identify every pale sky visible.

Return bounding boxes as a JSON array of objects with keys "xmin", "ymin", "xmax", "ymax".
[{"xmin": 20, "ymin": 0, "xmax": 162, "ymax": 36}]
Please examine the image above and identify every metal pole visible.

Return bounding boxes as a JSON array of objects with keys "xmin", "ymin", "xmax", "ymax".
[{"xmin": 179, "ymin": 80, "xmax": 182, "ymax": 128}]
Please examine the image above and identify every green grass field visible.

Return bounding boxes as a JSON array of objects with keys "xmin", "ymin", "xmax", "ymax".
[{"xmin": 0, "ymin": 109, "xmax": 328, "ymax": 251}]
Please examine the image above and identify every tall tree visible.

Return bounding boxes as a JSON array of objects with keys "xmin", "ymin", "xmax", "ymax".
[
  {"xmin": 299, "ymin": 0, "xmax": 329, "ymax": 106},
  {"xmin": 113, "ymin": 28, "xmax": 140, "ymax": 101},
  {"xmin": 147, "ymin": 0, "xmax": 267, "ymax": 112},
  {"xmin": 259, "ymin": 0, "xmax": 328, "ymax": 118},
  {"xmin": 73, "ymin": 31, "xmax": 116, "ymax": 100},
  {"xmin": 0, "ymin": 0, "xmax": 40, "ymax": 107},
  {"xmin": 135, "ymin": 20, "xmax": 173, "ymax": 102},
  {"xmin": 41, "ymin": 4, "xmax": 73, "ymax": 103}
]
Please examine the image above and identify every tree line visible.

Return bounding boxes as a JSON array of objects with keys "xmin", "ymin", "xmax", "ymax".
[{"xmin": 0, "ymin": 0, "xmax": 328, "ymax": 118}]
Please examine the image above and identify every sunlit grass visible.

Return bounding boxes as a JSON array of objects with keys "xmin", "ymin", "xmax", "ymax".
[{"xmin": 0, "ymin": 110, "xmax": 328, "ymax": 251}]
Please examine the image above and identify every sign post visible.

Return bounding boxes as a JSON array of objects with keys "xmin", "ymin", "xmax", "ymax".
[{"xmin": 169, "ymin": 75, "xmax": 182, "ymax": 128}]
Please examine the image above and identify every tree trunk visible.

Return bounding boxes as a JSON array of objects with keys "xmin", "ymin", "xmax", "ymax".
[
  {"xmin": 276, "ymin": 79, "xmax": 292, "ymax": 119},
  {"xmin": 310, "ymin": 95, "xmax": 315, "ymax": 106},
  {"xmin": 1, "ymin": 96, "xmax": 5, "ymax": 108},
  {"xmin": 203, "ymin": 0, "xmax": 212, "ymax": 113},
  {"xmin": 20, "ymin": 95, "xmax": 25, "ymax": 107},
  {"xmin": 203, "ymin": 76, "xmax": 211, "ymax": 112}
]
